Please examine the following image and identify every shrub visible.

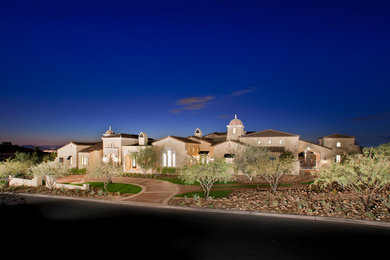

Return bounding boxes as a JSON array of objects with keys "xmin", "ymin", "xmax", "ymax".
[
  {"xmin": 70, "ymin": 168, "xmax": 86, "ymax": 175},
  {"xmin": 161, "ymin": 167, "xmax": 177, "ymax": 175}
]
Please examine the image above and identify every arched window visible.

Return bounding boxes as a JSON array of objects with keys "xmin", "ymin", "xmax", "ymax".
[
  {"xmin": 163, "ymin": 153, "xmax": 167, "ymax": 167},
  {"xmin": 163, "ymin": 150, "xmax": 176, "ymax": 167}
]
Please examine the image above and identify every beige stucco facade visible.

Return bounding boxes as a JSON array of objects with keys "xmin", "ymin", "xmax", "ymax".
[{"xmin": 57, "ymin": 116, "xmax": 361, "ymax": 175}]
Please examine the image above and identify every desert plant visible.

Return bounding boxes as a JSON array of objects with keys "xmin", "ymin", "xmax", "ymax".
[
  {"xmin": 249, "ymin": 152, "xmax": 295, "ymax": 192},
  {"xmin": 0, "ymin": 159, "xmax": 33, "ymax": 187},
  {"xmin": 314, "ymin": 145, "xmax": 390, "ymax": 212},
  {"xmin": 87, "ymin": 160, "xmax": 123, "ymax": 192},
  {"xmin": 29, "ymin": 161, "xmax": 69, "ymax": 189},
  {"xmin": 181, "ymin": 159, "xmax": 233, "ymax": 201},
  {"xmin": 234, "ymin": 146, "xmax": 270, "ymax": 182},
  {"xmin": 130, "ymin": 146, "xmax": 160, "ymax": 174}
]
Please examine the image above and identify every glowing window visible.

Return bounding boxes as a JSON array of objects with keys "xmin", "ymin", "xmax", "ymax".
[{"xmin": 336, "ymin": 142, "xmax": 341, "ymax": 147}]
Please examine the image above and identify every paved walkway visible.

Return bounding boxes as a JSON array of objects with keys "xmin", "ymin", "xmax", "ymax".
[{"xmin": 57, "ymin": 175, "xmax": 179, "ymax": 205}]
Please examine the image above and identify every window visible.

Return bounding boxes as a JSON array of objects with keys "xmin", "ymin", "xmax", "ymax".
[
  {"xmin": 257, "ymin": 141, "xmax": 261, "ymax": 144},
  {"xmin": 163, "ymin": 150, "xmax": 176, "ymax": 167},
  {"xmin": 336, "ymin": 142, "xmax": 341, "ymax": 147},
  {"xmin": 132, "ymin": 158, "xmax": 136, "ymax": 168},
  {"xmin": 335, "ymin": 155, "xmax": 341, "ymax": 163},
  {"xmin": 279, "ymin": 140, "xmax": 283, "ymax": 144},
  {"xmin": 81, "ymin": 157, "xmax": 88, "ymax": 166},
  {"xmin": 268, "ymin": 140, "xmax": 272, "ymax": 144},
  {"xmin": 163, "ymin": 153, "xmax": 167, "ymax": 167},
  {"xmin": 59, "ymin": 157, "xmax": 64, "ymax": 163},
  {"xmin": 233, "ymin": 128, "xmax": 236, "ymax": 134},
  {"xmin": 167, "ymin": 150, "xmax": 172, "ymax": 167}
]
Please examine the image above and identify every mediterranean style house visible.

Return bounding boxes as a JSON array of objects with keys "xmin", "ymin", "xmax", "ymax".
[{"xmin": 56, "ymin": 115, "xmax": 361, "ymax": 174}]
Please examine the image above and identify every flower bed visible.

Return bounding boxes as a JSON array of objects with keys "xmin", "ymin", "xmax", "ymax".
[{"xmin": 169, "ymin": 189, "xmax": 390, "ymax": 222}]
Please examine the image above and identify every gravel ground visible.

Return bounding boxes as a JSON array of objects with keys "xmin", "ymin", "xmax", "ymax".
[{"xmin": 169, "ymin": 188, "xmax": 390, "ymax": 222}]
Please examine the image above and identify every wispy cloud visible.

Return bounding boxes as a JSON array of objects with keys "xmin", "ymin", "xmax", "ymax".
[
  {"xmin": 230, "ymin": 88, "xmax": 256, "ymax": 97},
  {"xmin": 351, "ymin": 111, "xmax": 390, "ymax": 121},
  {"xmin": 170, "ymin": 96, "xmax": 215, "ymax": 114}
]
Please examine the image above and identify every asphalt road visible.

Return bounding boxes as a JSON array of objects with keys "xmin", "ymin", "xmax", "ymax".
[{"xmin": 1, "ymin": 194, "xmax": 389, "ymax": 260}]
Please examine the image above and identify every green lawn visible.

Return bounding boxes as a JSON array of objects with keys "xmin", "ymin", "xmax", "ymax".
[
  {"xmin": 158, "ymin": 178, "xmax": 237, "ymax": 185},
  {"xmin": 176, "ymin": 190, "xmax": 233, "ymax": 199},
  {"xmin": 86, "ymin": 182, "xmax": 142, "ymax": 194}
]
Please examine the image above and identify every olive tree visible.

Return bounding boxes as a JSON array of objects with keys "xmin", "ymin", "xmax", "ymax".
[
  {"xmin": 87, "ymin": 160, "xmax": 123, "ymax": 192},
  {"xmin": 314, "ymin": 145, "xmax": 390, "ymax": 212},
  {"xmin": 181, "ymin": 159, "xmax": 233, "ymax": 201},
  {"xmin": 130, "ymin": 146, "xmax": 160, "ymax": 174},
  {"xmin": 0, "ymin": 159, "xmax": 32, "ymax": 187},
  {"xmin": 249, "ymin": 151, "xmax": 295, "ymax": 193},
  {"xmin": 234, "ymin": 146, "xmax": 270, "ymax": 182},
  {"xmin": 29, "ymin": 161, "xmax": 69, "ymax": 189}
]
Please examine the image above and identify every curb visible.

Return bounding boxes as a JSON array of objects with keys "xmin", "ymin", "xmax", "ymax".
[{"xmin": 3, "ymin": 192, "xmax": 390, "ymax": 229}]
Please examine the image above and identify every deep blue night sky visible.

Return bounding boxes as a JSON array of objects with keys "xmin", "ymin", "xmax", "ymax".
[{"xmin": 0, "ymin": 0, "xmax": 389, "ymax": 147}]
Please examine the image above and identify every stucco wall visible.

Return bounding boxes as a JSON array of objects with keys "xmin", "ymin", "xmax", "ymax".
[
  {"xmin": 152, "ymin": 137, "xmax": 190, "ymax": 168},
  {"xmin": 239, "ymin": 136, "xmax": 300, "ymax": 158},
  {"xmin": 213, "ymin": 141, "xmax": 244, "ymax": 159},
  {"xmin": 57, "ymin": 143, "xmax": 91, "ymax": 168},
  {"xmin": 322, "ymin": 138, "xmax": 360, "ymax": 155}
]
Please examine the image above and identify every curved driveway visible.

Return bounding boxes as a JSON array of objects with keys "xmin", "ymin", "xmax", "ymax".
[{"xmin": 57, "ymin": 175, "xmax": 179, "ymax": 205}]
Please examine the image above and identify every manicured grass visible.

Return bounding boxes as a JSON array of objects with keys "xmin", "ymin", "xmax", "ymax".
[
  {"xmin": 158, "ymin": 178, "xmax": 237, "ymax": 185},
  {"xmin": 300, "ymin": 181, "xmax": 314, "ymax": 185},
  {"xmin": 87, "ymin": 182, "xmax": 142, "ymax": 194},
  {"xmin": 176, "ymin": 190, "xmax": 233, "ymax": 199}
]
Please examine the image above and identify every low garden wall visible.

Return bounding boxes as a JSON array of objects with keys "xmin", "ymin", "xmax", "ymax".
[
  {"xmin": 52, "ymin": 183, "xmax": 90, "ymax": 191},
  {"xmin": 9, "ymin": 176, "xmax": 42, "ymax": 187},
  {"xmin": 9, "ymin": 175, "xmax": 89, "ymax": 191}
]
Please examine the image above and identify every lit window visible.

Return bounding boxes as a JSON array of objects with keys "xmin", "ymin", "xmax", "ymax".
[
  {"xmin": 279, "ymin": 140, "xmax": 283, "ymax": 144},
  {"xmin": 336, "ymin": 142, "xmax": 341, "ymax": 147},
  {"xmin": 132, "ymin": 158, "xmax": 136, "ymax": 168},
  {"xmin": 257, "ymin": 141, "xmax": 261, "ymax": 144},
  {"xmin": 163, "ymin": 153, "xmax": 167, "ymax": 167},
  {"xmin": 81, "ymin": 157, "xmax": 88, "ymax": 166},
  {"xmin": 335, "ymin": 155, "xmax": 341, "ymax": 163},
  {"xmin": 233, "ymin": 128, "xmax": 236, "ymax": 134},
  {"xmin": 268, "ymin": 140, "xmax": 272, "ymax": 144},
  {"xmin": 168, "ymin": 150, "xmax": 172, "ymax": 167}
]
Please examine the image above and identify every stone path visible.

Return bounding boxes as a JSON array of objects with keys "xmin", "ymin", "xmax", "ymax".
[{"xmin": 57, "ymin": 175, "xmax": 179, "ymax": 205}]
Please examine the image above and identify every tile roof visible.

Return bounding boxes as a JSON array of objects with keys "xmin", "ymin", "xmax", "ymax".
[
  {"xmin": 242, "ymin": 129, "xmax": 299, "ymax": 138},
  {"xmin": 153, "ymin": 136, "xmax": 200, "ymax": 144},
  {"xmin": 320, "ymin": 133, "xmax": 355, "ymax": 139},
  {"xmin": 79, "ymin": 142, "xmax": 103, "ymax": 153},
  {"xmin": 188, "ymin": 136, "xmax": 220, "ymax": 145},
  {"xmin": 102, "ymin": 133, "xmax": 139, "ymax": 138},
  {"xmin": 72, "ymin": 141, "xmax": 101, "ymax": 146},
  {"xmin": 170, "ymin": 136, "xmax": 200, "ymax": 144}
]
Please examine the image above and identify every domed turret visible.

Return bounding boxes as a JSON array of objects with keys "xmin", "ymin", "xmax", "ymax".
[
  {"xmin": 226, "ymin": 114, "xmax": 245, "ymax": 140},
  {"xmin": 103, "ymin": 126, "xmax": 115, "ymax": 136},
  {"xmin": 229, "ymin": 114, "xmax": 243, "ymax": 126}
]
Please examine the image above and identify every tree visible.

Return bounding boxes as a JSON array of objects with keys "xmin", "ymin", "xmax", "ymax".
[
  {"xmin": 0, "ymin": 159, "xmax": 32, "ymax": 187},
  {"xmin": 249, "ymin": 151, "xmax": 295, "ymax": 193},
  {"xmin": 130, "ymin": 146, "xmax": 160, "ymax": 174},
  {"xmin": 234, "ymin": 146, "xmax": 270, "ymax": 182},
  {"xmin": 29, "ymin": 161, "xmax": 69, "ymax": 189},
  {"xmin": 13, "ymin": 151, "xmax": 41, "ymax": 165},
  {"xmin": 180, "ymin": 159, "xmax": 233, "ymax": 201},
  {"xmin": 314, "ymin": 145, "xmax": 390, "ymax": 212},
  {"xmin": 87, "ymin": 160, "xmax": 123, "ymax": 192}
]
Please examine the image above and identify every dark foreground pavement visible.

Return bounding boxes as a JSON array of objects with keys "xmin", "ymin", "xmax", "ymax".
[{"xmin": 1, "ymin": 193, "xmax": 389, "ymax": 260}]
